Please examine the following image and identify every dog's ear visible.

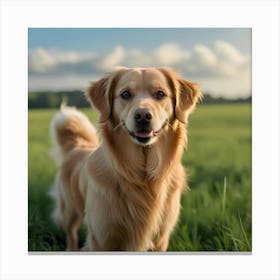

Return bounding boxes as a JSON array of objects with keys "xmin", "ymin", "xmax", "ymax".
[
  {"xmin": 175, "ymin": 79, "xmax": 202, "ymax": 123},
  {"xmin": 158, "ymin": 67, "xmax": 202, "ymax": 123},
  {"xmin": 87, "ymin": 77, "xmax": 111, "ymax": 123},
  {"xmin": 87, "ymin": 68, "xmax": 126, "ymax": 123}
]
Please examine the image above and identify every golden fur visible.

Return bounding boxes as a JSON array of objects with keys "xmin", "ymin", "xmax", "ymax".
[{"xmin": 50, "ymin": 67, "xmax": 201, "ymax": 251}]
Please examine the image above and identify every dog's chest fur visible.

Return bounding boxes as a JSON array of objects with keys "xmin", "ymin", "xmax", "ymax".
[{"xmin": 85, "ymin": 123, "xmax": 186, "ymax": 250}]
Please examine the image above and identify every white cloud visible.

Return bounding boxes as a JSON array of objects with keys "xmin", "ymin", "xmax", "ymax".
[
  {"xmin": 153, "ymin": 43, "xmax": 190, "ymax": 65},
  {"xmin": 28, "ymin": 41, "xmax": 251, "ymax": 98},
  {"xmin": 98, "ymin": 46, "xmax": 125, "ymax": 71},
  {"xmin": 201, "ymin": 69, "xmax": 251, "ymax": 98},
  {"xmin": 212, "ymin": 40, "xmax": 250, "ymax": 77},
  {"xmin": 193, "ymin": 44, "xmax": 217, "ymax": 67},
  {"xmin": 184, "ymin": 44, "xmax": 217, "ymax": 74},
  {"xmin": 124, "ymin": 49, "xmax": 153, "ymax": 67},
  {"xmin": 28, "ymin": 74, "xmax": 99, "ymax": 91},
  {"xmin": 29, "ymin": 48, "xmax": 57, "ymax": 73},
  {"xmin": 29, "ymin": 48, "xmax": 96, "ymax": 73},
  {"xmin": 214, "ymin": 40, "xmax": 246, "ymax": 66}
]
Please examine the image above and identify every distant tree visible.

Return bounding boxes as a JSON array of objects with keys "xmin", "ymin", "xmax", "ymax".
[
  {"xmin": 202, "ymin": 93, "xmax": 251, "ymax": 104},
  {"xmin": 28, "ymin": 90, "xmax": 91, "ymax": 109},
  {"xmin": 28, "ymin": 90, "xmax": 251, "ymax": 109}
]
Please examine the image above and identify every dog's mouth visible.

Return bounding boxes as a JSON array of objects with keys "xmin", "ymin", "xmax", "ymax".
[
  {"xmin": 121, "ymin": 121, "xmax": 167, "ymax": 145},
  {"xmin": 133, "ymin": 129, "xmax": 154, "ymax": 144}
]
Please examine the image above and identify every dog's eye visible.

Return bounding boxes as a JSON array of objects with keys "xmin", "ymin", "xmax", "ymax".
[
  {"xmin": 121, "ymin": 90, "xmax": 132, "ymax": 100},
  {"xmin": 155, "ymin": 90, "xmax": 166, "ymax": 100}
]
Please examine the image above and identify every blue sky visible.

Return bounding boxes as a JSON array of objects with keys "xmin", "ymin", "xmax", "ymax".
[
  {"xmin": 28, "ymin": 28, "xmax": 251, "ymax": 98},
  {"xmin": 29, "ymin": 28, "xmax": 251, "ymax": 53}
]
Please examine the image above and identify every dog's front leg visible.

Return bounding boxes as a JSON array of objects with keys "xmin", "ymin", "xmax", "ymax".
[{"xmin": 153, "ymin": 186, "xmax": 182, "ymax": 251}]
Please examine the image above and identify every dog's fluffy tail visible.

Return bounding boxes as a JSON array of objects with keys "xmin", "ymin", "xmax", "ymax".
[{"xmin": 50, "ymin": 102, "xmax": 99, "ymax": 165}]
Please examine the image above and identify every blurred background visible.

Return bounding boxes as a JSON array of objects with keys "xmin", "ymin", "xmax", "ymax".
[
  {"xmin": 28, "ymin": 28, "xmax": 252, "ymax": 251},
  {"xmin": 28, "ymin": 28, "xmax": 251, "ymax": 107}
]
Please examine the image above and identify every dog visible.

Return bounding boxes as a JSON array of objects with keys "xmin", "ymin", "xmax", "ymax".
[{"xmin": 50, "ymin": 67, "xmax": 201, "ymax": 251}]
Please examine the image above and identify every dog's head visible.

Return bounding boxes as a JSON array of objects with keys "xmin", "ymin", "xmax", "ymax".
[{"xmin": 87, "ymin": 67, "xmax": 201, "ymax": 146}]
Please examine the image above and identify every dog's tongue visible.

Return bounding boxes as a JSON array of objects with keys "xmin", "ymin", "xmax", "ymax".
[{"xmin": 135, "ymin": 130, "xmax": 153, "ymax": 138}]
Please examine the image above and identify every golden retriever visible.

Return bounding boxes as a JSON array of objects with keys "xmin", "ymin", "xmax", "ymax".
[{"xmin": 50, "ymin": 67, "xmax": 201, "ymax": 251}]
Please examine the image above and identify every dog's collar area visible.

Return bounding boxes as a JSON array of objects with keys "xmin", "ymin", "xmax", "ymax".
[{"xmin": 121, "ymin": 120, "xmax": 168, "ymax": 144}]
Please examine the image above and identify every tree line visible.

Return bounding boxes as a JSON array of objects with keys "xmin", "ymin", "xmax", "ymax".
[
  {"xmin": 28, "ymin": 90, "xmax": 90, "ymax": 109},
  {"xmin": 28, "ymin": 90, "xmax": 252, "ymax": 109}
]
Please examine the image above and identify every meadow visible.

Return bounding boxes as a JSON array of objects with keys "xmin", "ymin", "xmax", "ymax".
[{"xmin": 28, "ymin": 104, "xmax": 252, "ymax": 252}]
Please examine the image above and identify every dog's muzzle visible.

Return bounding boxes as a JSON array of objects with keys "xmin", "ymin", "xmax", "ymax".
[{"xmin": 121, "ymin": 119, "xmax": 168, "ymax": 145}]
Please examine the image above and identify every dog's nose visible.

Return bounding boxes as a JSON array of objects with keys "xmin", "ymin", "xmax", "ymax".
[{"xmin": 134, "ymin": 108, "xmax": 153, "ymax": 122}]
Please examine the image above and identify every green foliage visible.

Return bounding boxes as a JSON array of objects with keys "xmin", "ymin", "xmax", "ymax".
[
  {"xmin": 28, "ymin": 104, "xmax": 251, "ymax": 251},
  {"xmin": 28, "ymin": 91, "xmax": 90, "ymax": 109},
  {"xmin": 28, "ymin": 91, "xmax": 252, "ymax": 109}
]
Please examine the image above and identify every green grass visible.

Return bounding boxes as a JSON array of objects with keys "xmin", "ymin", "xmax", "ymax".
[{"xmin": 28, "ymin": 104, "xmax": 252, "ymax": 252}]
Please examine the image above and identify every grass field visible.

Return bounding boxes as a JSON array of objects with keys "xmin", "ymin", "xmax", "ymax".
[{"xmin": 28, "ymin": 104, "xmax": 252, "ymax": 252}]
